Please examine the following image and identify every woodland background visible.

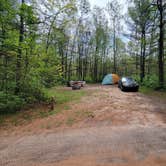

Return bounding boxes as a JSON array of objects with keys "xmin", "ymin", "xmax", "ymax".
[{"xmin": 0, "ymin": 0, "xmax": 165, "ymax": 112}]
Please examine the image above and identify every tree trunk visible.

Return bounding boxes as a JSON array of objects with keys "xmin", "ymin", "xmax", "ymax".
[
  {"xmin": 140, "ymin": 29, "xmax": 146, "ymax": 82},
  {"xmin": 58, "ymin": 42, "xmax": 64, "ymax": 77},
  {"xmin": 15, "ymin": 0, "xmax": 24, "ymax": 94},
  {"xmin": 113, "ymin": 17, "xmax": 117, "ymax": 73},
  {"xmin": 157, "ymin": 0, "xmax": 164, "ymax": 88}
]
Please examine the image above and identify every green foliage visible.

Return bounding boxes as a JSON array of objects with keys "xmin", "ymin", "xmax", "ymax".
[
  {"xmin": 0, "ymin": 92, "xmax": 25, "ymax": 113},
  {"xmin": 132, "ymin": 75, "xmax": 140, "ymax": 83},
  {"xmin": 19, "ymin": 3, "xmax": 38, "ymax": 25},
  {"xmin": 133, "ymin": 74, "xmax": 161, "ymax": 89},
  {"xmin": 31, "ymin": 50, "xmax": 63, "ymax": 87},
  {"xmin": 142, "ymin": 75, "xmax": 158, "ymax": 88},
  {"xmin": 85, "ymin": 76, "xmax": 94, "ymax": 83},
  {"xmin": 47, "ymin": 87, "xmax": 87, "ymax": 104},
  {"xmin": 0, "ymin": 0, "xmax": 76, "ymax": 114},
  {"xmin": 19, "ymin": 82, "xmax": 49, "ymax": 104}
]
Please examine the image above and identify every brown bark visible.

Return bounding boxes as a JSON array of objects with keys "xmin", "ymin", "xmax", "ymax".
[
  {"xmin": 140, "ymin": 28, "xmax": 146, "ymax": 82},
  {"xmin": 113, "ymin": 17, "xmax": 117, "ymax": 73},
  {"xmin": 15, "ymin": 0, "xmax": 25, "ymax": 94},
  {"xmin": 157, "ymin": 0, "xmax": 164, "ymax": 88}
]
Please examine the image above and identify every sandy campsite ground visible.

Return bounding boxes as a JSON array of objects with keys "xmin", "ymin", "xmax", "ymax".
[{"xmin": 0, "ymin": 84, "xmax": 166, "ymax": 166}]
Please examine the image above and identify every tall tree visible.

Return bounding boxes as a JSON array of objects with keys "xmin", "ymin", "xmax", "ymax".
[
  {"xmin": 156, "ymin": 0, "xmax": 165, "ymax": 88},
  {"xmin": 15, "ymin": 0, "xmax": 25, "ymax": 94},
  {"xmin": 107, "ymin": 0, "xmax": 122, "ymax": 73},
  {"xmin": 128, "ymin": 0, "xmax": 153, "ymax": 82}
]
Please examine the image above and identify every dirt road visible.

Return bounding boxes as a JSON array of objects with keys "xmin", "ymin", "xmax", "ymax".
[{"xmin": 0, "ymin": 85, "xmax": 166, "ymax": 166}]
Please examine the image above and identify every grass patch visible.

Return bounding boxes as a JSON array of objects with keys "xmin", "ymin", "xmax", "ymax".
[
  {"xmin": 63, "ymin": 105, "xmax": 71, "ymax": 110},
  {"xmin": 48, "ymin": 108, "xmax": 62, "ymax": 116},
  {"xmin": 140, "ymin": 86, "xmax": 166, "ymax": 100},
  {"xmin": 39, "ymin": 111, "xmax": 49, "ymax": 118},
  {"xmin": 0, "ymin": 87, "xmax": 88, "ymax": 128},
  {"xmin": 46, "ymin": 87, "xmax": 87, "ymax": 104}
]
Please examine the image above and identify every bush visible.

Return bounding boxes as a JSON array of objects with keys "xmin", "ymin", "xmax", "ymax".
[
  {"xmin": 133, "ymin": 74, "xmax": 159, "ymax": 89},
  {"xmin": 0, "ymin": 82, "xmax": 50, "ymax": 113},
  {"xmin": 132, "ymin": 75, "xmax": 140, "ymax": 83},
  {"xmin": 0, "ymin": 92, "xmax": 25, "ymax": 113},
  {"xmin": 85, "ymin": 76, "xmax": 95, "ymax": 83},
  {"xmin": 20, "ymin": 81, "xmax": 50, "ymax": 104},
  {"xmin": 142, "ymin": 75, "xmax": 158, "ymax": 89}
]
